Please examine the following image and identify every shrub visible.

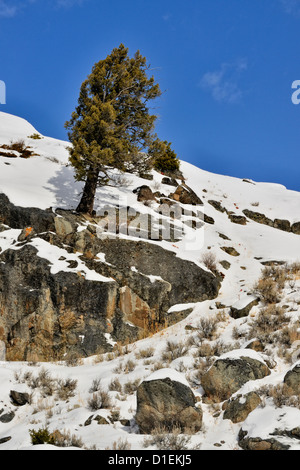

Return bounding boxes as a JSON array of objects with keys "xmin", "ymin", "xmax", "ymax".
[
  {"xmin": 161, "ymin": 340, "xmax": 188, "ymax": 362},
  {"xmin": 29, "ymin": 427, "xmax": 84, "ymax": 448},
  {"xmin": 253, "ymin": 277, "xmax": 282, "ymax": 304},
  {"xmin": 250, "ymin": 305, "xmax": 287, "ymax": 335},
  {"xmin": 194, "ymin": 339, "xmax": 229, "ymax": 358},
  {"xmin": 28, "ymin": 133, "xmax": 43, "ymax": 140},
  {"xmin": 124, "ymin": 359, "xmax": 136, "ymax": 373},
  {"xmin": 51, "ymin": 429, "xmax": 84, "ymax": 448},
  {"xmin": 197, "ymin": 316, "xmax": 219, "ymax": 341},
  {"xmin": 56, "ymin": 378, "xmax": 77, "ymax": 401},
  {"xmin": 29, "ymin": 426, "xmax": 55, "ymax": 446},
  {"xmin": 123, "ymin": 378, "xmax": 140, "ymax": 394},
  {"xmin": 258, "ymin": 383, "xmax": 300, "ymax": 409},
  {"xmin": 87, "ymin": 389, "xmax": 111, "ymax": 411},
  {"xmin": 143, "ymin": 425, "xmax": 199, "ymax": 450},
  {"xmin": 108, "ymin": 438, "xmax": 131, "ymax": 450},
  {"xmin": 201, "ymin": 251, "xmax": 217, "ymax": 272},
  {"xmin": 109, "ymin": 377, "xmax": 123, "ymax": 392},
  {"xmin": 89, "ymin": 378, "xmax": 102, "ymax": 393},
  {"xmin": 135, "ymin": 347, "xmax": 155, "ymax": 359}
]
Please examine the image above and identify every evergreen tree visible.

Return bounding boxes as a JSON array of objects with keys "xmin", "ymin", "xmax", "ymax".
[
  {"xmin": 149, "ymin": 138, "xmax": 180, "ymax": 173},
  {"xmin": 65, "ymin": 44, "xmax": 162, "ymax": 214}
]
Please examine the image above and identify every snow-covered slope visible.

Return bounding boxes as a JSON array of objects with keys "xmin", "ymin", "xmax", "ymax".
[{"xmin": 1, "ymin": 111, "xmax": 300, "ymax": 450}]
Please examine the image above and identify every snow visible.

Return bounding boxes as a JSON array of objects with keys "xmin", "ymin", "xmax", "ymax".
[
  {"xmin": 231, "ymin": 294, "xmax": 258, "ymax": 311},
  {"xmin": 241, "ymin": 404, "xmax": 300, "ymax": 443},
  {"xmin": 0, "ymin": 112, "xmax": 300, "ymax": 450},
  {"xmin": 217, "ymin": 348, "xmax": 268, "ymax": 364},
  {"xmin": 30, "ymin": 237, "xmax": 114, "ymax": 282},
  {"xmin": 143, "ymin": 368, "xmax": 191, "ymax": 388}
]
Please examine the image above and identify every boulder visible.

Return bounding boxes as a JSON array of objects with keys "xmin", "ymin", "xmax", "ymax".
[
  {"xmin": 228, "ymin": 214, "xmax": 247, "ymax": 225},
  {"xmin": 161, "ymin": 177, "xmax": 178, "ymax": 187},
  {"xmin": 201, "ymin": 350, "xmax": 271, "ymax": 402},
  {"xmin": 283, "ymin": 364, "xmax": 300, "ymax": 394},
  {"xmin": 242, "ymin": 209, "xmax": 274, "ymax": 227},
  {"xmin": 223, "ymin": 392, "xmax": 262, "ymax": 423},
  {"xmin": 170, "ymin": 184, "xmax": 203, "ymax": 206},
  {"xmin": 135, "ymin": 369, "xmax": 202, "ymax": 434},
  {"xmin": 273, "ymin": 219, "xmax": 291, "ymax": 232},
  {"xmin": 229, "ymin": 295, "xmax": 259, "ymax": 319},
  {"xmin": 10, "ymin": 390, "xmax": 30, "ymax": 406},
  {"xmin": 208, "ymin": 200, "xmax": 226, "ymax": 213},
  {"xmin": 133, "ymin": 186, "xmax": 156, "ymax": 202},
  {"xmin": 0, "ymin": 410, "xmax": 15, "ymax": 423},
  {"xmin": 0, "ymin": 437, "xmax": 11, "ymax": 445},
  {"xmin": 291, "ymin": 222, "xmax": 300, "ymax": 235},
  {"xmin": 220, "ymin": 246, "xmax": 240, "ymax": 257},
  {"xmin": 0, "ymin": 244, "xmax": 118, "ymax": 361},
  {"xmin": 93, "ymin": 238, "xmax": 220, "ymax": 309},
  {"xmin": 238, "ymin": 430, "xmax": 289, "ymax": 451},
  {"xmin": 219, "ymin": 260, "xmax": 231, "ymax": 270}
]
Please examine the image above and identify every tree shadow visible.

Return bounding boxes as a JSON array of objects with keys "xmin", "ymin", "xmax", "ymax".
[
  {"xmin": 45, "ymin": 164, "xmax": 83, "ymax": 210},
  {"xmin": 45, "ymin": 165, "xmax": 136, "ymax": 212}
]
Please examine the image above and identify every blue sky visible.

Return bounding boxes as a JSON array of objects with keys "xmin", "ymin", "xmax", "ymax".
[{"xmin": 1, "ymin": 0, "xmax": 300, "ymax": 191}]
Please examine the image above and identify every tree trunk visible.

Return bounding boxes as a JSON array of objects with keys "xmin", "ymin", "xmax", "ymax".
[{"xmin": 76, "ymin": 168, "xmax": 99, "ymax": 214}]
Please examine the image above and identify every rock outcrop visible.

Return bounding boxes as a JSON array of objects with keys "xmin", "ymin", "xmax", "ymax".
[
  {"xmin": 243, "ymin": 208, "xmax": 300, "ymax": 235},
  {"xmin": 0, "ymin": 193, "xmax": 220, "ymax": 361}
]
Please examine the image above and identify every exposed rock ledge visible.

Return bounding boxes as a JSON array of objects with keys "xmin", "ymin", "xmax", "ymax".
[{"xmin": 0, "ymin": 193, "xmax": 220, "ymax": 361}]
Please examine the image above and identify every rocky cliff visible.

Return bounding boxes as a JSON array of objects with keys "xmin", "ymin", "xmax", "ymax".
[{"xmin": 0, "ymin": 193, "xmax": 220, "ymax": 361}]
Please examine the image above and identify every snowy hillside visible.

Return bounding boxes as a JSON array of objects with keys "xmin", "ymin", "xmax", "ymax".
[{"xmin": 1, "ymin": 111, "xmax": 300, "ymax": 450}]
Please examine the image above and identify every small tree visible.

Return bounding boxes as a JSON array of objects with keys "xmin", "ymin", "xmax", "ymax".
[{"xmin": 65, "ymin": 44, "xmax": 163, "ymax": 214}]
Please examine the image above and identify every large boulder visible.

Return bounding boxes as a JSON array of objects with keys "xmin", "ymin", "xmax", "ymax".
[
  {"xmin": 135, "ymin": 369, "xmax": 202, "ymax": 434},
  {"xmin": 283, "ymin": 363, "xmax": 300, "ymax": 393},
  {"xmin": 223, "ymin": 392, "xmax": 262, "ymax": 423},
  {"xmin": 201, "ymin": 350, "xmax": 271, "ymax": 402}
]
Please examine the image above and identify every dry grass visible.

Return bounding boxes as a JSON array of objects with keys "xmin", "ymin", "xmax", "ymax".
[
  {"xmin": 143, "ymin": 425, "xmax": 200, "ymax": 450},
  {"xmin": 258, "ymin": 383, "xmax": 300, "ymax": 409}
]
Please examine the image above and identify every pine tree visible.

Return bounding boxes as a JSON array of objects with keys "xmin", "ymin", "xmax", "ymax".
[
  {"xmin": 65, "ymin": 44, "xmax": 162, "ymax": 214},
  {"xmin": 149, "ymin": 138, "xmax": 180, "ymax": 174}
]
